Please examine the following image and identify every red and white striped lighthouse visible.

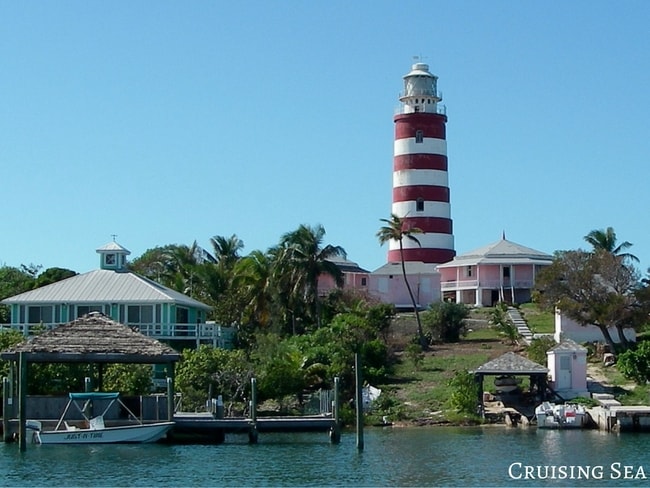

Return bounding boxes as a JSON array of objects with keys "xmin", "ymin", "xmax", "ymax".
[{"xmin": 388, "ymin": 61, "xmax": 455, "ymax": 264}]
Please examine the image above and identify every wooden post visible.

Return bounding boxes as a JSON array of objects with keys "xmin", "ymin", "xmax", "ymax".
[
  {"xmin": 18, "ymin": 352, "xmax": 27, "ymax": 451},
  {"xmin": 2, "ymin": 377, "xmax": 10, "ymax": 442},
  {"xmin": 8, "ymin": 361, "xmax": 15, "ymax": 419},
  {"xmin": 329, "ymin": 376, "xmax": 341, "ymax": 444},
  {"xmin": 476, "ymin": 374, "xmax": 484, "ymax": 418},
  {"xmin": 249, "ymin": 377, "xmax": 258, "ymax": 444},
  {"xmin": 355, "ymin": 353, "xmax": 364, "ymax": 451},
  {"xmin": 166, "ymin": 377, "xmax": 174, "ymax": 422}
]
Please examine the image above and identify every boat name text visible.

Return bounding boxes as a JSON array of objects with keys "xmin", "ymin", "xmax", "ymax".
[{"xmin": 64, "ymin": 432, "xmax": 104, "ymax": 440}]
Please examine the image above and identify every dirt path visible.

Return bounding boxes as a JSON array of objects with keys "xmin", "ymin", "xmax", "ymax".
[{"xmin": 586, "ymin": 362, "xmax": 635, "ymax": 393}]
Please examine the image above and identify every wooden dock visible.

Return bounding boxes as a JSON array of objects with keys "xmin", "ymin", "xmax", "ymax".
[{"xmin": 168, "ymin": 412, "xmax": 339, "ymax": 444}]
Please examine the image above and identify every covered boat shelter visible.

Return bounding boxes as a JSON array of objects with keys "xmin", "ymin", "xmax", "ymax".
[
  {"xmin": 1, "ymin": 312, "xmax": 181, "ymax": 450},
  {"xmin": 473, "ymin": 352, "xmax": 549, "ymax": 417}
]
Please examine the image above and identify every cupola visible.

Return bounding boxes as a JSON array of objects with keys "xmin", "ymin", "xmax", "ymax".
[{"xmin": 96, "ymin": 240, "xmax": 131, "ymax": 271}]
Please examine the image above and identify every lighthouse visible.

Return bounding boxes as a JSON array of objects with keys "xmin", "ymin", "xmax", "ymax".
[{"xmin": 389, "ymin": 61, "xmax": 455, "ymax": 264}]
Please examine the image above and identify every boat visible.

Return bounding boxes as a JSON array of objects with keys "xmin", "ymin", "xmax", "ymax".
[
  {"xmin": 493, "ymin": 375, "xmax": 521, "ymax": 393},
  {"xmin": 27, "ymin": 392, "xmax": 174, "ymax": 444},
  {"xmin": 535, "ymin": 401, "xmax": 589, "ymax": 429}
]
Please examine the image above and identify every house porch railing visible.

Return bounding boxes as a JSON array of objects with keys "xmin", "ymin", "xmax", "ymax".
[
  {"xmin": 0, "ymin": 322, "xmax": 234, "ymax": 348},
  {"xmin": 440, "ymin": 279, "xmax": 535, "ymax": 290}
]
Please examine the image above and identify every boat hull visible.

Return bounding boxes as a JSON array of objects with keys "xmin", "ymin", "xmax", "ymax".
[
  {"xmin": 34, "ymin": 422, "xmax": 174, "ymax": 444},
  {"xmin": 535, "ymin": 402, "xmax": 588, "ymax": 429}
]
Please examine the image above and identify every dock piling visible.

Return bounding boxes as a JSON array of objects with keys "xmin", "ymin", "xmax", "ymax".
[
  {"xmin": 2, "ymin": 377, "xmax": 10, "ymax": 442},
  {"xmin": 249, "ymin": 378, "xmax": 258, "ymax": 444},
  {"xmin": 355, "ymin": 353, "xmax": 364, "ymax": 451}
]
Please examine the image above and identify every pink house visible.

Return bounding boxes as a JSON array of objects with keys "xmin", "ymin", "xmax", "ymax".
[
  {"xmin": 317, "ymin": 257, "xmax": 370, "ymax": 296},
  {"xmin": 319, "ymin": 258, "xmax": 441, "ymax": 310},
  {"xmin": 436, "ymin": 237, "xmax": 553, "ymax": 307}
]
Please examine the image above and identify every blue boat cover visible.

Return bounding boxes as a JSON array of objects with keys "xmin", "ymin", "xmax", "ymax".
[{"xmin": 69, "ymin": 392, "xmax": 120, "ymax": 400}]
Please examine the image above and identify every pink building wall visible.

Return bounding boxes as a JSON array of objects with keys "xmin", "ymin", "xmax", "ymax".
[
  {"xmin": 317, "ymin": 271, "xmax": 369, "ymax": 296},
  {"xmin": 367, "ymin": 273, "xmax": 441, "ymax": 309}
]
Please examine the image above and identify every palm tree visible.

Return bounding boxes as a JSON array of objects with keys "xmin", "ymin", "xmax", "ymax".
[
  {"xmin": 162, "ymin": 242, "xmax": 203, "ymax": 296},
  {"xmin": 377, "ymin": 214, "xmax": 428, "ymax": 349},
  {"xmin": 209, "ymin": 234, "xmax": 244, "ymax": 268},
  {"xmin": 234, "ymin": 250, "xmax": 273, "ymax": 328},
  {"xmin": 278, "ymin": 224, "xmax": 346, "ymax": 329},
  {"xmin": 584, "ymin": 227, "xmax": 639, "ymax": 263}
]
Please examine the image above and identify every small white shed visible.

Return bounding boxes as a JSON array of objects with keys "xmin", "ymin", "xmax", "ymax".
[{"xmin": 547, "ymin": 339, "xmax": 589, "ymax": 399}]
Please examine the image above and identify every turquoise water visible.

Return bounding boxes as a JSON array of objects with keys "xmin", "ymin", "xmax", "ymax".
[{"xmin": 2, "ymin": 427, "xmax": 649, "ymax": 487}]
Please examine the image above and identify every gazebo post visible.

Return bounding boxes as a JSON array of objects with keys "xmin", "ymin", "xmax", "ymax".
[{"xmin": 475, "ymin": 373, "xmax": 484, "ymax": 418}]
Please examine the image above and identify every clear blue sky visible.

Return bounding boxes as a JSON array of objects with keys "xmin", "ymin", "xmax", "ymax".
[{"xmin": 2, "ymin": 1, "xmax": 649, "ymax": 275}]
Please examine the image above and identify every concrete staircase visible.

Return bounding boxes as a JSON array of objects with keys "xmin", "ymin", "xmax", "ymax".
[{"xmin": 507, "ymin": 307, "xmax": 534, "ymax": 345}]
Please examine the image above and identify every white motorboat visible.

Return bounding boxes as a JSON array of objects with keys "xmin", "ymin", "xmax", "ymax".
[
  {"xmin": 535, "ymin": 401, "xmax": 589, "ymax": 429},
  {"xmin": 28, "ymin": 392, "xmax": 174, "ymax": 444}
]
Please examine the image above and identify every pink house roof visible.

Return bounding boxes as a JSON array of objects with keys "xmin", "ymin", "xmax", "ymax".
[{"xmin": 436, "ymin": 238, "xmax": 553, "ymax": 268}]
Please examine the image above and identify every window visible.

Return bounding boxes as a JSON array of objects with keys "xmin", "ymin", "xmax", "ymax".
[
  {"xmin": 415, "ymin": 130, "xmax": 424, "ymax": 143},
  {"xmin": 503, "ymin": 266, "xmax": 511, "ymax": 278},
  {"xmin": 361, "ymin": 277, "xmax": 367, "ymax": 286},
  {"xmin": 416, "ymin": 198, "xmax": 424, "ymax": 212},
  {"xmin": 105, "ymin": 254, "xmax": 116, "ymax": 265},
  {"xmin": 27, "ymin": 306, "xmax": 53, "ymax": 324},
  {"xmin": 560, "ymin": 356, "xmax": 571, "ymax": 370},
  {"xmin": 465, "ymin": 266, "xmax": 473, "ymax": 277},
  {"xmin": 128, "ymin": 305, "xmax": 154, "ymax": 324},
  {"xmin": 76, "ymin": 305, "xmax": 103, "ymax": 318}
]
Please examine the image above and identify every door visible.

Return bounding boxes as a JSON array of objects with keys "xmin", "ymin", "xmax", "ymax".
[{"xmin": 557, "ymin": 355, "xmax": 572, "ymax": 389}]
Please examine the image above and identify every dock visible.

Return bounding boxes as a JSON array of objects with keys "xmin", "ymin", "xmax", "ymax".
[
  {"xmin": 167, "ymin": 412, "xmax": 338, "ymax": 444},
  {"xmin": 588, "ymin": 402, "xmax": 650, "ymax": 432}
]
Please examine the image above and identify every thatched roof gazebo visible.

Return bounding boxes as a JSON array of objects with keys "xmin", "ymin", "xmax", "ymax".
[
  {"xmin": 1, "ymin": 312, "xmax": 181, "ymax": 449},
  {"xmin": 1, "ymin": 312, "xmax": 181, "ymax": 364}
]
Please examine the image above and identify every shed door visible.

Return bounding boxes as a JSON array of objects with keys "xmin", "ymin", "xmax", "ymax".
[{"xmin": 557, "ymin": 355, "xmax": 572, "ymax": 389}]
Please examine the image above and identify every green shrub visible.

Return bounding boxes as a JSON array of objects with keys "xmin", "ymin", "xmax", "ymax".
[
  {"xmin": 404, "ymin": 343, "xmax": 424, "ymax": 370},
  {"xmin": 446, "ymin": 370, "xmax": 479, "ymax": 416},
  {"xmin": 617, "ymin": 340, "xmax": 650, "ymax": 384},
  {"xmin": 422, "ymin": 302, "xmax": 470, "ymax": 343},
  {"xmin": 489, "ymin": 302, "xmax": 518, "ymax": 344},
  {"xmin": 526, "ymin": 336, "xmax": 557, "ymax": 365}
]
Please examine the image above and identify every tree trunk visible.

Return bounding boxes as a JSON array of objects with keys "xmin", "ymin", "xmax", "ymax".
[
  {"xmin": 615, "ymin": 324, "xmax": 631, "ymax": 350},
  {"xmin": 399, "ymin": 244, "xmax": 428, "ymax": 350},
  {"xmin": 597, "ymin": 324, "xmax": 618, "ymax": 354}
]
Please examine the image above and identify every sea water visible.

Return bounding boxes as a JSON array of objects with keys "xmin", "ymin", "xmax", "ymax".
[{"xmin": 2, "ymin": 427, "xmax": 649, "ymax": 487}]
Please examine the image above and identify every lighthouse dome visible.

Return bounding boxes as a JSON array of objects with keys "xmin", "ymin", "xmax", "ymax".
[{"xmin": 405, "ymin": 63, "xmax": 435, "ymax": 78}]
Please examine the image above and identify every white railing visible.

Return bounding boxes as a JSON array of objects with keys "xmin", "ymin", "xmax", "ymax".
[
  {"xmin": 441, "ymin": 280, "xmax": 535, "ymax": 289},
  {"xmin": 0, "ymin": 322, "xmax": 234, "ymax": 346},
  {"xmin": 394, "ymin": 103, "xmax": 446, "ymax": 116}
]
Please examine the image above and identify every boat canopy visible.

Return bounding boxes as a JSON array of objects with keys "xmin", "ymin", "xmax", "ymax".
[{"xmin": 69, "ymin": 392, "xmax": 120, "ymax": 400}]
